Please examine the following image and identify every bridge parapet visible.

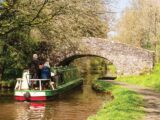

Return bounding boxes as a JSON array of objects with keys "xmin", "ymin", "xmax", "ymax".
[{"xmin": 53, "ymin": 37, "xmax": 154, "ymax": 75}]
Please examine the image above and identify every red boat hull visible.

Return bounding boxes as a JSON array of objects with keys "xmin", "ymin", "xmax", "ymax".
[
  {"xmin": 15, "ymin": 96, "xmax": 47, "ymax": 101},
  {"xmin": 14, "ymin": 90, "xmax": 54, "ymax": 101}
]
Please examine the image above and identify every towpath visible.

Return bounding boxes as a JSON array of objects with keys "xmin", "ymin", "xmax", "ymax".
[{"xmin": 106, "ymin": 80, "xmax": 160, "ymax": 120}]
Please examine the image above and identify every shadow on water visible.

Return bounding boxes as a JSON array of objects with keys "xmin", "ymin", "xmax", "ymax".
[
  {"xmin": 0, "ymin": 73, "xmax": 111, "ymax": 120},
  {"xmin": 0, "ymin": 89, "xmax": 14, "ymax": 103},
  {"xmin": 98, "ymin": 76, "xmax": 117, "ymax": 80}
]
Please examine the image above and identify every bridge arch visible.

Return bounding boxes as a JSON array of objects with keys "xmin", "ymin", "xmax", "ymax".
[
  {"xmin": 58, "ymin": 54, "xmax": 110, "ymax": 66},
  {"xmin": 54, "ymin": 38, "xmax": 154, "ymax": 75}
]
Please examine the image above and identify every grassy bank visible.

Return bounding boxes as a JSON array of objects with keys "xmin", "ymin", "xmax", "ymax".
[
  {"xmin": 117, "ymin": 64, "xmax": 160, "ymax": 91},
  {"xmin": 88, "ymin": 81, "xmax": 144, "ymax": 120}
]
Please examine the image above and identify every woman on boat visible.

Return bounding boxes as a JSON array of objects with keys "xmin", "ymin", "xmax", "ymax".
[
  {"xmin": 41, "ymin": 59, "xmax": 51, "ymax": 79},
  {"xmin": 41, "ymin": 59, "xmax": 51, "ymax": 89}
]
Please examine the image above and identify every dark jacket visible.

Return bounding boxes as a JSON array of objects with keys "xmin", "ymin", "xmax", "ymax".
[
  {"xmin": 41, "ymin": 66, "xmax": 51, "ymax": 79},
  {"xmin": 29, "ymin": 60, "xmax": 40, "ymax": 79}
]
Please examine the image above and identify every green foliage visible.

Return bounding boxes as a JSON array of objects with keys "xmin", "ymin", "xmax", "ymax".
[
  {"xmin": 0, "ymin": 80, "xmax": 15, "ymax": 88},
  {"xmin": 0, "ymin": 1, "xmax": 9, "ymax": 8},
  {"xmin": 90, "ymin": 58, "xmax": 107, "ymax": 74},
  {"xmin": 0, "ymin": 31, "xmax": 38, "ymax": 80},
  {"xmin": 92, "ymin": 80, "xmax": 117, "ymax": 92},
  {"xmin": 89, "ymin": 81, "xmax": 144, "ymax": 120},
  {"xmin": 107, "ymin": 64, "xmax": 116, "ymax": 75},
  {"xmin": 51, "ymin": 66, "xmax": 80, "ymax": 85},
  {"xmin": 70, "ymin": 57, "xmax": 107, "ymax": 75},
  {"xmin": 37, "ymin": 0, "xmax": 109, "ymax": 55},
  {"xmin": 117, "ymin": 63, "xmax": 160, "ymax": 91},
  {"xmin": 0, "ymin": 0, "xmax": 110, "ymax": 80},
  {"xmin": 116, "ymin": 0, "xmax": 160, "ymax": 61}
]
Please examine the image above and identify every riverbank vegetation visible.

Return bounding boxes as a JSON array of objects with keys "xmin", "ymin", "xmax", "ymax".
[
  {"xmin": 117, "ymin": 64, "xmax": 160, "ymax": 91},
  {"xmin": 114, "ymin": 0, "xmax": 160, "ymax": 91},
  {"xmin": 70, "ymin": 57, "xmax": 117, "ymax": 77},
  {"xmin": 88, "ymin": 80, "xmax": 144, "ymax": 120},
  {"xmin": 70, "ymin": 57, "xmax": 107, "ymax": 75},
  {"xmin": 0, "ymin": 0, "xmax": 110, "ymax": 81},
  {"xmin": 0, "ymin": 80, "xmax": 15, "ymax": 89},
  {"xmin": 116, "ymin": 0, "xmax": 160, "ymax": 62}
]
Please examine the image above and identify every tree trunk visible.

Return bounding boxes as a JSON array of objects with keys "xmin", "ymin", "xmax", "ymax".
[{"xmin": 0, "ymin": 64, "xmax": 2, "ymax": 81}]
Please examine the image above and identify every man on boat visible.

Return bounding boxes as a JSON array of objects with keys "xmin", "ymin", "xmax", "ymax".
[{"xmin": 29, "ymin": 54, "xmax": 41, "ymax": 79}]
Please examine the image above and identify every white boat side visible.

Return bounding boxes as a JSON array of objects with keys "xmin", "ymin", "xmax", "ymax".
[{"xmin": 15, "ymin": 91, "xmax": 46, "ymax": 96}]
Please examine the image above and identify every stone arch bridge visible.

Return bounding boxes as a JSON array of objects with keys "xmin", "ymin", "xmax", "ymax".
[{"xmin": 52, "ymin": 38, "xmax": 154, "ymax": 75}]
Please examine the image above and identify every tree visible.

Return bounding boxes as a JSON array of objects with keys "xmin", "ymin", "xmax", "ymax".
[
  {"xmin": 0, "ymin": 0, "xmax": 110, "ymax": 80},
  {"xmin": 116, "ymin": 0, "xmax": 160, "ymax": 47},
  {"xmin": 116, "ymin": 0, "xmax": 160, "ymax": 61},
  {"xmin": 35, "ymin": 0, "xmax": 109, "ymax": 60}
]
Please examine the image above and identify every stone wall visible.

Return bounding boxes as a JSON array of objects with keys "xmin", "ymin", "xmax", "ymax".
[{"xmin": 53, "ymin": 37, "xmax": 154, "ymax": 75}]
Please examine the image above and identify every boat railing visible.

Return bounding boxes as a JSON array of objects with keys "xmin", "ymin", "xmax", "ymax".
[
  {"xmin": 29, "ymin": 79, "xmax": 51, "ymax": 91},
  {"xmin": 51, "ymin": 66, "xmax": 80, "ymax": 85},
  {"xmin": 15, "ymin": 78, "xmax": 23, "ymax": 90},
  {"xmin": 15, "ymin": 66, "xmax": 81, "ymax": 90},
  {"xmin": 15, "ymin": 78, "xmax": 54, "ymax": 91}
]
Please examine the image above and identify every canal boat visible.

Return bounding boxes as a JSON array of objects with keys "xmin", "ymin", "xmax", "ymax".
[{"xmin": 14, "ymin": 66, "xmax": 83, "ymax": 101}]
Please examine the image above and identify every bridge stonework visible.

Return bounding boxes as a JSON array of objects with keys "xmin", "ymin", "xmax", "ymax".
[{"xmin": 53, "ymin": 38, "xmax": 154, "ymax": 75}]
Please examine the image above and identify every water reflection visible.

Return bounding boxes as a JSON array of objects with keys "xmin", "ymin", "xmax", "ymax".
[
  {"xmin": 0, "ymin": 74, "xmax": 110, "ymax": 120},
  {"xmin": 28, "ymin": 103, "xmax": 46, "ymax": 120}
]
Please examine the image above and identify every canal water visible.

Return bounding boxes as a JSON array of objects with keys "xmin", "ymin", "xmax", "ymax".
[{"xmin": 0, "ymin": 74, "xmax": 110, "ymax": 120}]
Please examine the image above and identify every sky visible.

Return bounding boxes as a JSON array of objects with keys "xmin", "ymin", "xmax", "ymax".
[
  {"xmin": 108, "ymin": 0, "xmax": 131, "ymax": 38},
  {"xmin": 112, "ymin": 0, "xmax": 132, "ymax": 18}
]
